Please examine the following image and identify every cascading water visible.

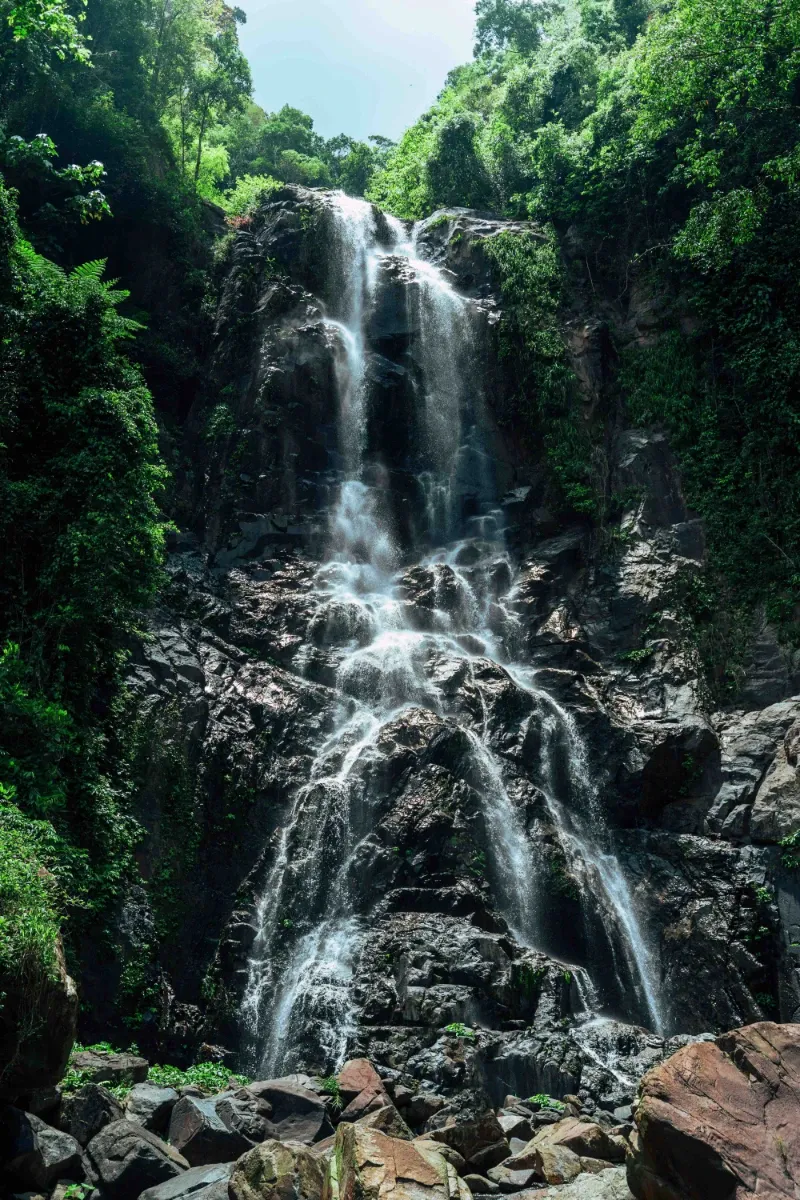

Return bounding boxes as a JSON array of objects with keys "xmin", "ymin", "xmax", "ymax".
[{"xmin": 241, "ymin": 193, "xmax": 665, "ymax": 1076}]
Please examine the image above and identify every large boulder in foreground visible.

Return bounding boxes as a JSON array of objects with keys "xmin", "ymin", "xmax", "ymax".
[
  {"xmin": 70, "ymin": 1047, "xmax": 149, "ymax": 1087},
  {"xmin": 87, "ymin": 1118, "xmax": 189, "ymax": 1199},
  {"xmin": 518, "ymin": 1167, "xmax": 634, "ymax": 1198},
  {"xmin": 248, "ymin": 1078, "xmax": 333, "ymax": 1144},
  {"xmin": 59, "ymin": 1082, "xmax": 124, "ymax": 1145},
  {"xmin": 324, "ymin": 1122, "xmax": 471, "ymax": 1200},
  {"xmin": 1, "ymin": 1107, "xmax": 83, "ymax": 1190},
  {"xmin": 627, "ymin": 1022, "xmax": 800, "ymax": 1200},
  {"xmin": 0, "ymin": 936, "xmax": 78, "ymax": 1101},
  {"xmin": 229, "ymin": 1139, "xmax": 325, "ymax": 1200}
]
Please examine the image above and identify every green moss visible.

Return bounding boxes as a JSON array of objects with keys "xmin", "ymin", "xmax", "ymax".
[{"xmin": 483, "ymin": 229, "xmax": 596, "ymax": 516}]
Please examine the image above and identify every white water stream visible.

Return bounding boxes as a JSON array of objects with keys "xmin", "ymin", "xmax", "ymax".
[{"xmin": 241, "ymin": 195, "xmax": 664, "ymax": 1074}]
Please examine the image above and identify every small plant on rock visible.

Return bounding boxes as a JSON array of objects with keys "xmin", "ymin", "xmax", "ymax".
[
  {"xmin": 529, "ymin": 1093, "xmax": 566, "ymax": 1112},
  {"xmin": 320, "ymin": 1074, "xmax": 343, "ymax": 1110},
  {"xmin": 444, "ymin": 1022, "xmax": 476, "ymax": 1040}
]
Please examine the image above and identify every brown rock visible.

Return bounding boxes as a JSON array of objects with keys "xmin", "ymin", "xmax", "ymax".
[
  {"xmin": 357, "ymin": 1104, "xmax": 413, "ymax": 1140},
  {"xmin": 336, "ymin": 1060, "xmax": 384, "ymax": 1105},
  {"xmin": 414, "ymin": 1138, "xmax": 467, "ymax": 1176},
  {"xmin": 340, "ymin": 1083, "xmax": 390, "ymax": 1122},
  {"xmin": 229, "ymin": 1139, "xmax": 325, "ymax": 1200},
  {"xmin": 541, "ymin": 1119, "xmax": 625, "ymax": 1164},
  {"xmin": 325, "ymin": 1123, "xmax": 470, "ymax": 1200},
  {"xmin": 627, "ymin": 1021, "xmax": 800, "ymax": 1200}
]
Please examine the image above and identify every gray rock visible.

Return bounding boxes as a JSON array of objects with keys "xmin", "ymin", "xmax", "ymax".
[
  {"xmin": 486, "ymin": 1164, "xmax": 539, "ymax": 1193},
  {"xmin": 247, "ymin": 1079, "xmax": 333, "ymax": 1144},
  {"xmin": 87, "ymin": 1119, "xmax": 188, "ymax": 1199},
  {"xmin": 167, "ymin": 1095, "xmax": 258, "ymax": 1166},
  {"xmin": 69, "ymin": 1049, "xmax": 149, "ymax": 1088},
  {"xmin": 59, "ymin": 1084, "xmax": 124, "ymax": 1146},
  {"xmin": 139, "ymin": 1162, "xmax": 233, "ymax": 1200},
  {"xmin": 463, "ymin": 1175, "xmax": 499, "ymax": 1196},
  {"xmin": 516, "ymin": 1166, "xmax": 633, "ymax": 1198},
  {"xmin": 2, "ymin": 1109, "xmax": 83, "ymax": 1190},
  {"xmin": 125, "ymin": 1082, "xmax": 180, "ymax": 1133}
]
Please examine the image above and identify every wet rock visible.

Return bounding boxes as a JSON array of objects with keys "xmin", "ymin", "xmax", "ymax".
[
  {"xmin": 167, "ymin": 1091, "xmax": 268, "ymax": 1165},
  {"xmin": 125, "ymin": 1082, "xmax": 180, "ymax": 1133},
  {"xmin": 1, "ymin": 1108, "xmax": 84, "ymax": 1190},
  {"xmin": 229, "ymin": 1139, "xmax": 325, "ymax": 1200},
  {"xmin": 58, "ymin": 1084, "xmax": 124, "ymax": 1146},
  {"xmin": 248, "ymin": 1079, "xmax": 333, "ymax": 1144},
  {"xmin": 325, "ymin": 1123, "xmax": 470, "ymax": 1200},
  {"xmin": 139, "ymin": 1162, "xmax": 233, "ymax": 1200},
  {"xmin": 69, "ymin": 1049, "xmax": 149, "ymax": 1088},
  {"xmin": 627, "ymin": 1022, "xmax": 800, "ymax": 1200},
  {"xmin": 86, "ymin": 1119, "xmax": 188, "ymax": 1199},
  {"xmin": 496, "ymin": 1111, "xmax": 533, "ymax": 1142},
  {"xmin": 750, "ymin": 721, "xmax": 800, "ymax": 842}
]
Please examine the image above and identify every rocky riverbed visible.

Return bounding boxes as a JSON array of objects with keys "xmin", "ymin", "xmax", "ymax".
[{"xmin": 3, "ymin": 1031, "xmax": 798, "ymax": 1200}]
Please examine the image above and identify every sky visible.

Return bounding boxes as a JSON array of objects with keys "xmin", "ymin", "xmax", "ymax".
[{"xmin": 237, "ymin": 0, "xmax": 477, "ymax": 143}]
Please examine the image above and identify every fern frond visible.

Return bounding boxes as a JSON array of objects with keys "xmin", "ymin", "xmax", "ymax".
[
  {"xmin": 71, "ymin": 258, "xmax": 108, "ymax": 282},
  {"xmin": 15, "ymin": 240, "xmax": 67, "ymax": 283}
]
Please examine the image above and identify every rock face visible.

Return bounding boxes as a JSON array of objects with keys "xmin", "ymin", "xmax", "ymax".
[
  {"xmin": 58, "ymin": 1082, "xmax": 124, "ymax": 1145},
  {"xmin": 627, "ymin": 1021, "xmax": 800, "ymax": 1199},
  {"xmin": 1, "ymin": 1107, "xmax": 84, "ymax": 1190},
  {"xmin": 116, "ymin": 186, "xmax": 800, "ymax": 1107},
  {"xmin": 0, "ymin": 936, "xmax": 78, "ymax": 1102},
  {"xmin": 168, "ymin": 1089, "xmax": 270, "ymax": 1165},
  {"xmin": 324, "ymin": 1123, "xmax": 470, "ymax": 1200},
  {"xmin": 87, "ymin": 1119, "xmax": 189, "ymax": 1200},
  {"xmin": 229, "ymin": 1139, "xmax": 325, "ymax": 1200},
  {"xmin": 69, "ymin": 1048, "xmax": 150, "ymax": 1087}
]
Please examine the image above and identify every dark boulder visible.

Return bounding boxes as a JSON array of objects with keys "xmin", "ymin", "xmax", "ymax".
[
  {"xmin": 139, "ymin": 1161, "xmax": 233, "ymax": 1200},
  {"xmin": 86, "ymin": 1119, "xmax": 188, "ymax": 1200},
  {"xmin": 69, "ymin": 1048, "xmax": 149, "ymax": 1088},
  {"xmin": 58, "ymin": 1083, "xmax": 124, "ymax": 1146},
  {"xmin": 167, "ymin": 1091, "xmax": 268, "ymax": 1166},
  {"xmin": 247, "ymin": 1079, "xmax": 333, "ymax": 1144},
  {"xmin": 125, "ymin": 1082, "xmax": 180, "ymax": 1133},
  {"xmin": 1, "ymin": 1107, "xmax": 84, "ymax": 1190},
  {"xmin": 0, "ymin": 937, "xmax": 78, "ymax": 1102}
]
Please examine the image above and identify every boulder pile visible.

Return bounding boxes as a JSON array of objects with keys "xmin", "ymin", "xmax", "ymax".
[{"xmin": 4, "ymin": 1025, "xmax": 798, "ymax": 1200}]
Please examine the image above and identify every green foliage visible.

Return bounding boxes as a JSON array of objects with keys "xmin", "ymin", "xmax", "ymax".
[
  {"xmin": 221, "ymin": 172, "xmax": 281, "ymax": 217},
  {"xmin": 147, "ymin": 1060, "xmax": 249, "ymax": 1092},
  {"xmin": 529, "ymin": 1093, "xmax": 566, "ymax": 1112},
  {"xmin": 483, "ymin": 228, "xmax": 596, "ymax": 514},
  {"xmin": 373, "ymin": 0, "xmax": 800, "ymax": 678},
  {"xmin": 780, "ymin": 830, "xmax": 800, "ymax": 872},
  {"xmin": 320, "ymin": 1074, "xmax": 343, "ymax": 1110},
  {"xmin": 0, "ymin": 800, "xmax": 62, "ymax": 989},
  {"xmin": 475, "ymin": 0, "xmax": 555, "ymax": 56},
  {"xmin": 444, "ymin": 1022, "xmax": 476, "ymax": 1039}
]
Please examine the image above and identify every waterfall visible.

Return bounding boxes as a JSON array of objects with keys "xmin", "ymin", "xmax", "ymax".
[{"xmin": 241, "ymin": 193, "xmax": 665, "ymax": 1075}]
